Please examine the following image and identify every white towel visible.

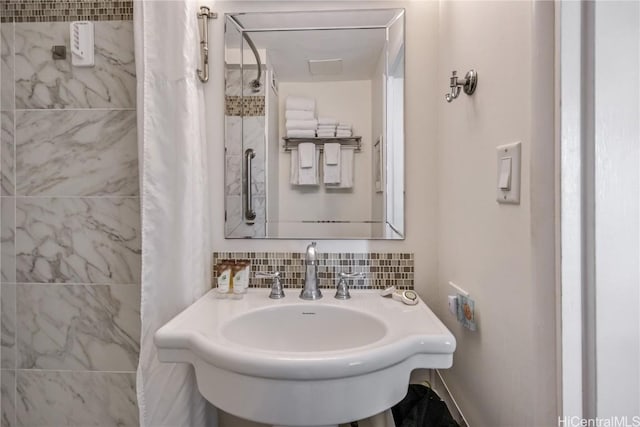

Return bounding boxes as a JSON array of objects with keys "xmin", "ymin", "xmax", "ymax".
[
  {"xmin": 286, "ymin": 96, "xmax": 315, "ymax": 112},
  {"xmin": 317, "ymin": 125, "xmax": 337, "ymax": 130},
  {"xmin": 324, "ymin": 143, "xmax": 340, "ymax": 165},
  {"xmin": 318, "ymin": 117, "xmax": 338, "ymax": 126},
  {"xmin": 298, "ymin": 142, "xmax": 315, "ymax": 168},
  {"xmin": 289, "ymin": 149, "xmax": 299, "ymax": 184},
  {"xmin": 337, "ymin": 123, "xmax": 352, "ymax": 130},
  {"xmin": 287, "ymin": 129, "xmax": 316, "ymax": 138},
  {"xmin": 323, "ymin": 143, "xmax": 342, "ymax": 185},
  {"xmin": 317, "ymin": 132, "xmax": 336, "ymax": 138},
  {"xmin": 334, "ymin": 147, "xmax": 354, "ymax": 188},
  {"xmin": 297, "ymin": 147, "xmax": 320, "ymax": 186},
  {"xmin": 286, "ymin": 119, "xmax": 318, "ymax": 130},
  {"xmin": 286, "ymin": 110, "xmax": 315, "ymax": 120},
  {"xmin": 336, "ymin": 130, "xmax": 352, "ymax": 138}
]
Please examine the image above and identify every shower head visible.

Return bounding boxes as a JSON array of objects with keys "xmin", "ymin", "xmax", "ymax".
[{"xmin": 249, "ymin": 79, "xmax": 262, "ymax": 93}]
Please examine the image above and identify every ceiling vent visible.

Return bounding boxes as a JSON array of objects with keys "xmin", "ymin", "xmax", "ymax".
[{"xmin": 308, "ymin": 59, "xmax": 343, "ymax": 75}]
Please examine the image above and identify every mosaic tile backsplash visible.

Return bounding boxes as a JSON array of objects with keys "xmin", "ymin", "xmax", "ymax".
[
  {"xmin": 0, "ymin": 0, "xmax": 133, "ymax": 23},
  {"xmin": 212, "ymin": 252, "xmax": 414, "ymax": 290}
]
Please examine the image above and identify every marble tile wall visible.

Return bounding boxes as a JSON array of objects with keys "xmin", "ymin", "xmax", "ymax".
[
  {"xmin": 1, "ymin": 19, "xmax": 140, "ymax": 427},
  {"xmin": 225, "ymin": 67, "xmax": 267, "ymax": 238}
]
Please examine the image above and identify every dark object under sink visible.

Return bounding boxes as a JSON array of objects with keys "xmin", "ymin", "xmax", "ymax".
[{"xmin": 392, "ymin": 384, "xmax": 460, "ymax": 427}]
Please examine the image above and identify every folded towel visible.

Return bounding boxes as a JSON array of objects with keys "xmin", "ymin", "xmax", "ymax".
[
  {"xmin": 286, "ymin": 96, "xmax": 315, "ymax": 112},
  {"xmin": 317, "ymin": 132, "xmax": 336, "ymax": 138},
  {"xmin": 298, "ymin": 142, "xmax": 315, "ymax": 169},
  {"xmin": 323, "ymin": 144, "xmax": 341, "ymax": 185},
  {"xmin": 317, "ymin": 125, "xmax": 337, "ymax": 130},
  {"xmin": 286, "ymin": 119, "xmax": 318, "ymax": 130},
  {"xmin": 326, "ymin": 147, "xmax": 354, "ymax": 189},
  {"xmin": 336, "ymin": 130, "xmax": 352, "ymax": 138},
  {"xmin": 287, "ymin": 129, "xmax": 316, "ymax": 138},
  {"xmin": 318, "ymin": 117, "xmax": 338, "ymax": 126},
  {"xmin": 324, "ymin": 143, "xmax": 340, "ymax": 166},
  {"xmin": 337, "ymin": 123, "xmax": 352, "ymax": 130},
  {"xmin": 297, "ymin": 147, "xmax": 320, "ymax": 186},
  {"xmin": 286, "ymin": 110, "xmax": 315, "ymax": 120}
]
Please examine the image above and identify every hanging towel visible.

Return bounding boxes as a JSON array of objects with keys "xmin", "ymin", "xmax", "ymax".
[
  {"xmin": 318, "ymin": 117, "xmax": 338, "ymax": 126},
  {"xmin": 285, "ymin": 110, "xmax": 315, "ymax": 120},
  {"xmin": 286, "ymin": 119, "xmax": 318, "ymax": 130},
  {"xmin": 298, "ymin": 142, "xmax": 315, "ymax": 168},
  {"xmin": 324, "ymin": 143, "xmax": 340, "ymax": 165},
  {"xmin": 323, "ymin": 143, "xmax": 341, "ymax": 185},
  {"xmin": 289, "ymin": 148, "xmax": 299, "ymax": 184},
  {"xmin": 286, "ymin": 129, "xmax": 316, "ymax": 138},
  {"xmin": 297, "ymin": 147, "xmax": 320, "ymax": 186},
  {"xmin": 326, "ymin": 147, "xmax": 354, "ymax": 189},
  {"xmin": 286, "ymin": 96, "xmax": 315, "ymax": 112}
]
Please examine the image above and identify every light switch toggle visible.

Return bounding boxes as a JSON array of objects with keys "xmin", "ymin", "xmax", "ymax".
[
  {"xmin": 496, "ymin": 141, "xmax": 521, "ymax": 204},
  {"xmin": 498, "ymin": 157, "xmax": 512, "ymax": 190}
]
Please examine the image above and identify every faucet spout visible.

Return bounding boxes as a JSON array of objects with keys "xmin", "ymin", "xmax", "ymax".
[{"xmin": 300, "ymin": 242, "xmax": 322, "ymax": 300}]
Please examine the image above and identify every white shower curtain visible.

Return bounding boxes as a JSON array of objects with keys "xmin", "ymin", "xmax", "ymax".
[{"xmin": 134, "ymin": 1, "xmax": 216, "ymax": 426}]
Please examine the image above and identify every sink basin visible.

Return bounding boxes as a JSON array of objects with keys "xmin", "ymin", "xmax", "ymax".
[
  {"xmin": 221, "ymin": 305, "xmax": 387, "ymax": 352},
  {"xmin": 155, "ymin": 289, "xmax": 456, "ymax": 426}
]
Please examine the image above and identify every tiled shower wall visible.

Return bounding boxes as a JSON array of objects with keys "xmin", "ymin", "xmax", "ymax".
[
  {"xmin": 224, "ymin": 67, "xmax": 267, "ymax": 238},
  {"xmin": 1, "ymin": 5, "xmax": 140, "ymax": 426}
]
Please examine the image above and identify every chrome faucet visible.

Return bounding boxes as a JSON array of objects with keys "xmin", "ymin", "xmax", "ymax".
[{"xmin": 300, "ymin": 242, "xmax": 322, "ymax": 300}]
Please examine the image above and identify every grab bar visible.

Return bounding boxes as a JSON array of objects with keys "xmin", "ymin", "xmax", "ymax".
[
  {"xmin": 244, "ymin": 149, "xmax": 256, "ymax": 222},
  {"xmin": 197, "ymin": 6, "xmax": 217, "ymax": 83}
]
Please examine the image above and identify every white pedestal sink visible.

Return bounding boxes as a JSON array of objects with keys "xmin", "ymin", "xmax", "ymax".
[{"xmin": 155, "ymin": 289, "xmax": 456, "ymax": 427}]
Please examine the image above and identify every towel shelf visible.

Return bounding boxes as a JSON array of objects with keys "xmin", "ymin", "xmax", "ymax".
[{"xmin": 283, "ymin": 136, "xmax": 362, "ymax": 152}]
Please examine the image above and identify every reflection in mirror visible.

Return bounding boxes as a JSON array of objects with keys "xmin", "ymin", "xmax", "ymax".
[{"xmin": 224, "ymin": 9, "xmax": 405, "ymax": 239}]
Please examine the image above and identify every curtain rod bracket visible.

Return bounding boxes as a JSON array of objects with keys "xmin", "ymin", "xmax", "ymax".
[{"xmin": 197, "ymin": 6, "xmax": 218, "ymax": 83}]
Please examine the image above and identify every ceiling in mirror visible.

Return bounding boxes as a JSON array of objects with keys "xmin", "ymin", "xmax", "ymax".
[{"xmin": 240, "ymin": 29, "xmax": 386, "ymax": 82}]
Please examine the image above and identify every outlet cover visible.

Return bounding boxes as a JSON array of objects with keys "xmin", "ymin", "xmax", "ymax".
[{"xmin": 496, "ymin": 141, "xmax": 521, "ymax": 204}]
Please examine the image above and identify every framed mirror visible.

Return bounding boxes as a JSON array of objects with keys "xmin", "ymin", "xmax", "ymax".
[{"xmin": 224, "ymin": 9, "xmax": 405, "ymax": 239}]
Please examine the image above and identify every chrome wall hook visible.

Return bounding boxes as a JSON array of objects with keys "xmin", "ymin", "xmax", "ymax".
[{"xmin": 445, "ymin": 69, "xmax": 478, "ymax": 102}]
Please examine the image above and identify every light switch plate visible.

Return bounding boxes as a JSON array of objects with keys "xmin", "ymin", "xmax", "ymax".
[{"xmin": 496, "ymin": 141, "xmax": 521, "ymax": 204}]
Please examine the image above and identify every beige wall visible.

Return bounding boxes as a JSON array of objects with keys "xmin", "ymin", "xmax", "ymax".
[{"xmin": 435, "ymin": 1, "xmax": 556, "ymax": 426}]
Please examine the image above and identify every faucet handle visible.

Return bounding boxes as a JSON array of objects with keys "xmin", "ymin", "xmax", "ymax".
[
  {"xmin": 335, "ymin": 272, "xmax": 365, "ymax": 300},
  {"xmin": 256, "ymin": 271, "xmax": 284, "ymax": 299}
]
